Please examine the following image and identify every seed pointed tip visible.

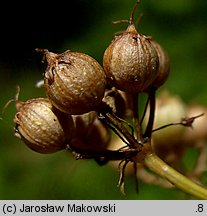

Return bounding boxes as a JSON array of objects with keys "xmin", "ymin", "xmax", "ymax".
[
  {"xmin": 35, "ymin": 48, "xmax": 57, "ymax": 64},
  {"xmin": 35, "ymin": 48, "xmax": 48, "ymax": 54},
  {"xmin": 126, "ymin": 23, "xmax": 137, "ymax": 34}
]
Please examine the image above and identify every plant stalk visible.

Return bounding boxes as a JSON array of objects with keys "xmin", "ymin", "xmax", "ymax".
[
  {"xmin": 144, "ymin": 89, "xmax": 156, "ymax": 138},
  {"xmin": 144, "ymin": 152, "xmax": 207, "ymax": 199}
]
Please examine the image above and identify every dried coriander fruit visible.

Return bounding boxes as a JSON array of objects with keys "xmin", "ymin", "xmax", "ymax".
[
  {"xmin": 146, "ymin": 40, "xmax": 170, "ymax": 90},
  {"xmin": 14, "ymin": 97, "xmax": 73, "ymax": 154},
  {"xmin": 103, "ymin": 3, "xmax": 159, "ymax": 93},
  {"xmin": 39, "ymin": 49, "xmax": 106, "ymax": 115}
]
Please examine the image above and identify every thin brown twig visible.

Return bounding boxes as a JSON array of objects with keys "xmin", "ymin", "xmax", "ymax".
[
  {"xmin": 143, "ymin": 89, "xmax": 156, "ymax": 138},
  {"xmin": 152, "ymin": 113, "xmax": 205, "ymax": 133}
]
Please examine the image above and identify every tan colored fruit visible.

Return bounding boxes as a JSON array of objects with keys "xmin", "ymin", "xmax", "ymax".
[
  {"xmin": 147, "ymin": 40, "xmax": 170, "ymax": 90},
  {"xmin": 103, "ymin": 21, "xmax": 159, "ymax": 93},
  {"xmin": 14, "ymin": 98, "xmax": 73, "ymax": 154},
  {"xmin": 41, "ymin": 49, "xmax": 106, "ymax": 115}
]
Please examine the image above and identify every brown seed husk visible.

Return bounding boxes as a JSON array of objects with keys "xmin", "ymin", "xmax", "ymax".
[
  {"xmin": 103, "ymin": 24, "xmax": 159, "ymax": 93},
  {"xmin": 44, "ymin": 50, "xmax": 106, "ymax": 115},
  {"xmin": 149, "ymin": 40, "xmax": 170, "ymax": 89},
  {"xmin": 14, "ymin": 98, "xmax": 73, "ymax": 154}
]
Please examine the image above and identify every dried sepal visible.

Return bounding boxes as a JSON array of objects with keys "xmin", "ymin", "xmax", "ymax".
[{"xmin": 70, "ymin": 112, "xmax": 111, "ymax": 153}]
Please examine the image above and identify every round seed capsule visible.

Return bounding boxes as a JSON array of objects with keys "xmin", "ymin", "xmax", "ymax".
[
  {"xmin": 147, "ymin": 40, "xmax": 170, "ymax": 90},
  {"xmin": 103, "ymin": 22, "xmax": 159, "ymax": 93},
  {"xmin": 42, "ymin": 49, "xmax": 106, "ymax": 115},
  {"xmin": 14, "ymin": 98, "xmax": 73, "ymax": 154}
]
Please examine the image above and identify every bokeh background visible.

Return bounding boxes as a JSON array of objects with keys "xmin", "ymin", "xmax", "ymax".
[{"xmin": 0, "ymin": 0, "xmax": 207, "ymax": 199}]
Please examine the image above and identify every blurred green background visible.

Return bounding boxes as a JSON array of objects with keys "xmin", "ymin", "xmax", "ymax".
[{"xmin": 0, "ymin": 0, "xmax": 207, "ymax": 199}]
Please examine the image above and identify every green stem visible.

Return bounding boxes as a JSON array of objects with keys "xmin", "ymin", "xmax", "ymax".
[{"xmin": 144, "ymin": 152, "xmax": 207, "ymax": 199}]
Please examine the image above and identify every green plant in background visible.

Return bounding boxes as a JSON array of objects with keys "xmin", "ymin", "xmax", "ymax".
[{"xmin": 1, "ymin": 0, "xmax": 207, "ymax": 200}]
